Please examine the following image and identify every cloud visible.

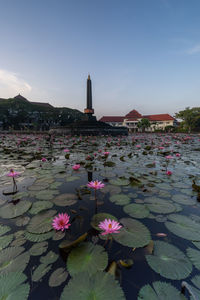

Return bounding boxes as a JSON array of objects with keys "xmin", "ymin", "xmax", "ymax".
[
  {"xmin": 0, "ymin": 69, "xmax": 32, "ymax": 96},
  {"xmin": 186, "ymin": 44, "xmax": 200, "ymax": 55}
]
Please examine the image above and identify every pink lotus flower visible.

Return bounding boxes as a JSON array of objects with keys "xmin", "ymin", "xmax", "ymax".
[
  {"xmin": 175, "ymin": 153, "xmax": 181, "ymax": 157},
  {"xmin": 98, "ymin": 219, "xmax": 122, "ymax": 235},
  {"xmin": 72, "ymin": 164, "xmax": 80, "ymax": 170},
  {"xmin": 63, "ymin": 149, "xmax": 70, "ymax": 152},
  {"xmin": 6, "ymin": 169, "xmax": 20, "ymax": 177},
  {"xmin": 41, "ymin": 157, "xmax": 47, "ymax": 162},
  {"xmin": 103, "ymin": 151, "xmax": 110, "ymax": 156},
  {"xmin": 166, "ymin": 170, "xmax": 172, "ymax": 175},
  {"xmin": 165, "ymin": 155, "xmax": 173, "ymax": 159},
  {"xmin": 87, "ymin": 180, "xmax": 105, "ymax": 190},
  {"xmin": 136, "ymin": 144, "xmax": 141, "ymax": 148},
  {"xmin": 159, "ymin": 147, "xmax": 164, "ymax": 150},
  {"xmin": 52, "ymin": 213, "xmax": 71, "ymax": 231}
]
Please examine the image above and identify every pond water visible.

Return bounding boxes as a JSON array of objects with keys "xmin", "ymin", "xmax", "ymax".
[{"xmin": 0, "ymin": 133, "xmax": 200, "ymax": 300}]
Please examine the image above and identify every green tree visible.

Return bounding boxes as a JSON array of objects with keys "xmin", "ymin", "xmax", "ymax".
[
  {"xmin": 175, "ymin": 107, "xmax": 200, "ymax": 133},
  {"xmin": 137, "ymin": 118, "xmax": 151, "ymax": 132}
]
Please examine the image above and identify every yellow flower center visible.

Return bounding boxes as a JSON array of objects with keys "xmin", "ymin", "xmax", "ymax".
[{"xmin": 108, "ymin": 223, "xmax": 112, "ymax": 229}]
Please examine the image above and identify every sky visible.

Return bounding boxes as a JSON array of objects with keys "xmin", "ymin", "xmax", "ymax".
[{"xmin": 0, "ymin": 0, "xmax": 200, "ymax": 119}]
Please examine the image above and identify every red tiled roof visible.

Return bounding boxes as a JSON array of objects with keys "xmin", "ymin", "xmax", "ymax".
[
  {"xmin": 142, "ymin": 114, "xmax": 175, "ymax": 121},
  {"xmin": 124, "ymin": 118, "xmax": 138, "ymax": 121},
  {"xmin": 99, "ymin": 116, "xmax": 124, "ymax": 122},
  {"xmin": 125, "ymin": 110, "xmax": 142, "ymax": 118}
]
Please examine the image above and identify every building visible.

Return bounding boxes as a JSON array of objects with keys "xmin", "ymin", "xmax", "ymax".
[{"xmin": 99, "ymin": 109, "xmax": 176, "ymax": 132}]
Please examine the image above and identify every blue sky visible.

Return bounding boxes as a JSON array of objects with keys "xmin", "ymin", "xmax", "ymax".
[{"xmin": 0, "ymin": 0, "xmax": 200, "ymax": 118}]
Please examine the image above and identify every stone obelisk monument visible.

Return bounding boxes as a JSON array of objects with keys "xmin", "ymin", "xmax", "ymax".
[{"xmin": 84, "ymin": 75, "xmax": 95, "ymax": 120}]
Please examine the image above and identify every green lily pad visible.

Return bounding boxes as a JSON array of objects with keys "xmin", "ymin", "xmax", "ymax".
[
  {"xmin": 66, "ymin": 176, "xmax": 80, "ymax": 182},
  {"xmin": 29, "ymin": 241, "xmax": 48, "ymax": 256},
  {"xmin": 138, "ymin": 281, "xmax": 187, "ymax": 300},
  {"xmin": 165, "ymin": 214, "xmax": 200, "ymax": 241},
  {"xmin": 91, "ymin": 213, "xmax": 118, "ymax": 230},
  {"xmin": 144, "ymin": 197, "xmax": 176, "ymax": 214},
  {"xmin": 29, "ymin": 201, "xmax": 53, "ymax": 215},
  {"xmin": 36, "ymin": 190, "xmax": 59, "ymax": 200},
  {"xmin": 15, "ymin": 216, "xmax": 30, "ymax": 227},
  {"xmin": 50, "ymin": 181, "xmax": 62, "ymax": 189},
  {"xmin": 172, "ymin": 194, "xmax": 196, "ymax": 205},
  {"xmin": 192, "ymin": 241, "xmax": 200, "ymax": 250},
  {"xmin": 12, "ymin": 192, "xmax": 29, "ymax": 200},
  {"xmin": 109, "ymin": 194, "xmax": 131, "ymax": 206},
  {"xmin": 0, "ymin": 246, "xmax": 30, "ymax": 275},
  {"xmin": 146, "ymin": 241, "xmax": 192, "ymax": 279},
  {"xmin": 32, "ymin": 263, "xmax": 52, "ymax": 282},
  {"xmin": 67, "ymin": 242, "xmax": 108, "ymax": 276},
  {"xmin": 0, "ymin": 200, "xmax": 32, "ymax": 219},
  {"xmin": 53, "ymin": 231, "xmax": 65, "ymax": 241},
  {"xmin": 101, "ymin": 185, "xmax": 121, "ymax": 195},
  {"xmin": 49, "ymin": 267, "xmax": 68, "ymax": 287},
  {"xmin": 0, "ymin": 224, "xmax": 11, "ymax": 236},
  {"xmin": 60, "ymin": 271, "xmax": 125, "ymax": 300},
  {"xmin": 0, "ymin": 271, "xmax": 30, "ymax": 300},
  {"xmin": 40, "ymin": 251, "xmax": 58, "ymax": 264},
  {"xmin": 187, "ymin": 247, "xmax": 200, "ymax": 270},
  {"xmin": 0, "ymin": 234, "xmax": 13, "ymax": 250},
  {"xmin": 25, "ymin": 231, "xmax": 53, "ymax": 242},
  {"xmin": 109, "ymin": 178, "xmax": 129, "ymax": 186},
  {"xmin": 123, "ymin": 204, "xmax": 149, "ymax": 219},
  {"xmin": 53, "ymin": 193, "xmax": 77, "ymax": 206},
  {"xmin": 113, "ymin": 218, "xmax": 151, "ymax": 248},
  {"xmin": 27, "ymin": 210, "xmax": 56, "ymax": 234}
]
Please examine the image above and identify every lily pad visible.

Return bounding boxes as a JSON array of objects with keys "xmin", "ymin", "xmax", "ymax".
[
  {"xmin": 53, "ymin": 193, "xmax": 77, "ymax": 207},
  {"xmin": 67, "ymin": 242, "xmax": 108, "ymax": 276},
  {"xmin": 0, "ymin": 200, "xmax": 32, "ymax": 219},
  {"xmin": 40, "ymin": 251, "xmax": 58, "ymax": 264},
  {"xmin": 146, "ymin": 241, "xmax": 192, "ymax": 279},
  {"xmin": 15, "ymin": 216, "xmax": 30, "ymax": 226},
  {"xmin": 29, "ymin": 201, "xmax": 53, "ymax": 215},
  {"xmin": 91, "ymin": 213, "xmax": 118, "ymax": 230},
  {"xmin": 25, "ymin": 231, "xmax": 53, "ymax": 242},
  {"xmin": 123, "ymin": 204, "xmax": 149, "ymax": 219},
  {"xmin": 101, "ymin": 185, "xmax": 121, "ymax": 195},
  {"xmin": 59, "ymin": 233, "xmax": 88, "ymax": 251},
  {"xmin": 144, "ymin": 197, "xmax": 176, "ymax": 214},
  {"xmin": 187, "ymin": 247, "xmax": 200, "ymax": 270},
  {"xmin": 109, "ymin": 178, "xmax": 129, "ymax": 186},
  {"xmin": 60, "ymin": 271, "xmax": 125, "ymax": 300},
  {"xmin": 172, "ymin": 194, "xmax": 196, "ymax": 205},
  {"xmin": 32, "ymin": 263, "xmax": 52, "ymax": 282},
  {"xmin": 0, "ymin": 224, "xmax": 11, "ymax": 236},
  {"xmin": 27, "ymin": 210, "xmax": 56, "ymax": 234},
  {"xmin": 165, "ymin": 214, "xmax": 200, "ymax": 241},
  {"xmin": 29, "ymin": 241, "xmax": 48, "ymax": 256},
  {"xmin": 0, "ymin": 234, "xmax": 13, "ymax": 250},
  {"xmin": 66, "ymin": 176, "xmax": 80, "ymax": 182},
  {"xmin": 138, "ymin": 281, "xmax": 187, "ymax": 300},
  {"xmin": 49, "ymin": 267, "xmax": 68, "ymax": 287},
  {"xmin": 0, "ymin": 271, "xmax": 30, "ymax": 300},
  {"xmin": 110, "ymin": 194, "xmax": 131, "ymax": 206},
  {"xmin": 113, "ymin": 218, "xmax": 151, "ymax": 248},
  {"xmin": 0, "ymin": 246, "xmax": 30, "ymax": 275},
  {"xmin": 36, "ymin": 190, "xmax": 59, "ymax": 200}
]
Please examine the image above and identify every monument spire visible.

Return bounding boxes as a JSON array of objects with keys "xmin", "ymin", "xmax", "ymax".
[{"xmin": 84, "ymin": 74, "xmax": 94, "ymax": 116}]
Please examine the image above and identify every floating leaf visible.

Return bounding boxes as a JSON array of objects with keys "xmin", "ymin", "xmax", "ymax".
[
  {"xmin": 15, "ymin": 216, "xmax": 30, "ymax": 226},
  {"xmin": 60, "ymin": 271, "xmax": 126, "ymax": 300},
  {"xmin": 123, "ymin": 204, "xmax": 149, "ymax": 219},
  {"xmin": 59, "ymin": 232, "xmax": 88, "ymax": 251},
  {"xmin": 0, "ymin": 234, "xmax": 13, "ymax": 250},
  {"xmin": 91, "ymin": 213, "xmax": 118, "ymax": 230},
  {"xmin": 0, "ymin": 271, "xmax": 30, "ymax": 300},
  {"xmin": 53, "ymin": 193, "xmax": 77, "ymax": 207},
  {"xmin": 40, "ymin": 251, "xmax": 58, "ymax": 264},
  {"xmin": 138, "ymin": 281, "xmax": 187, "ymax": 300},
  {"xmin": 187, "ymin": 247, "xmax": 200, "ymax": 270},
  {"xmin": 0, "ymin": 246, "xmax": 30, "ymax": 275},
  {"xmin": 12, "ymin": 191, "xmax": 29, "ymax": 200},
  {"xmin": 36, "ymin": 190, "xmax": 59, "ymax": 200},
  {"xmin": 165, "ymin": 214, "xmax": 200, "ymax": 241},
  {"xmin": 146, "ymin": 241, "xmax": 192, "ymax": 279},
  {"xmin": 109, "ymin": 194, "xmax": 130, "ymax": 206},
  {"xmin": 29, "ymin": 201, "xmax": 53, "ymax": 214},
  {"xmin": 0, "ymin": 224, "xmax": 11, "ymax": 236},
  {"xmin": 172, "ymin": 194, "xmax": 196, "ymax": 205},
  {"xmin": 50, "ymin": 181, "xmax": 62, "ymax": 189},
  {"xmin": 49, "ymin": 267, "xmax": 68, "ymax": 287},
  {"xmin": 192, "ymin": 241, "xmax": 200, "ymax": 250},
  {"xmin": 27, "ymin": 210, "xmax": 56, "ymax": 234},
  {"xmin": 25, "ymin": 231, "xmax": 53, "ymax": 242},
  {"xmin": 113, "ymin": 218, "xmax": 151, "ymax": 248},
  {"xmin": 66, "ymin": 176, "xmax": 80, "ymax": 182},
  {"xmin": 101, "ymin": 185, "xmax": 121, "ymax": 195},
  {"xmin": 67, "ymin": 242, "xmax": 108, "ymax": 276},
  {"xmin": 32, "ymin": 263, "xmax": 52, "ymax": 282},
  {"xmin": 29, "ymin": 241, "xmax": 48, "ymax": 256},
  {"xmin": 0, "ymin": 200, "xmax": 32, "ymax": 219},
  {"xmin": 53, "ymin": 230, "xmax": 65, "ymax": 241},
  {"xmin": 144, "ymin": 197, "xmax": 176, "ymax": 214},
  {"xmin": 109, "ymin": 178, "xmax": 129, "ymax": 186}
]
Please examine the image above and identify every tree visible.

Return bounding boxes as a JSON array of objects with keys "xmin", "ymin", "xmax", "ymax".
[
  {"xmin": 137, "ymin": 118, "xmax": 151, "ymax": 132},
  {"xmin": 175, "ymin": 107, "xmax": 200, "ymax": 133}
]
